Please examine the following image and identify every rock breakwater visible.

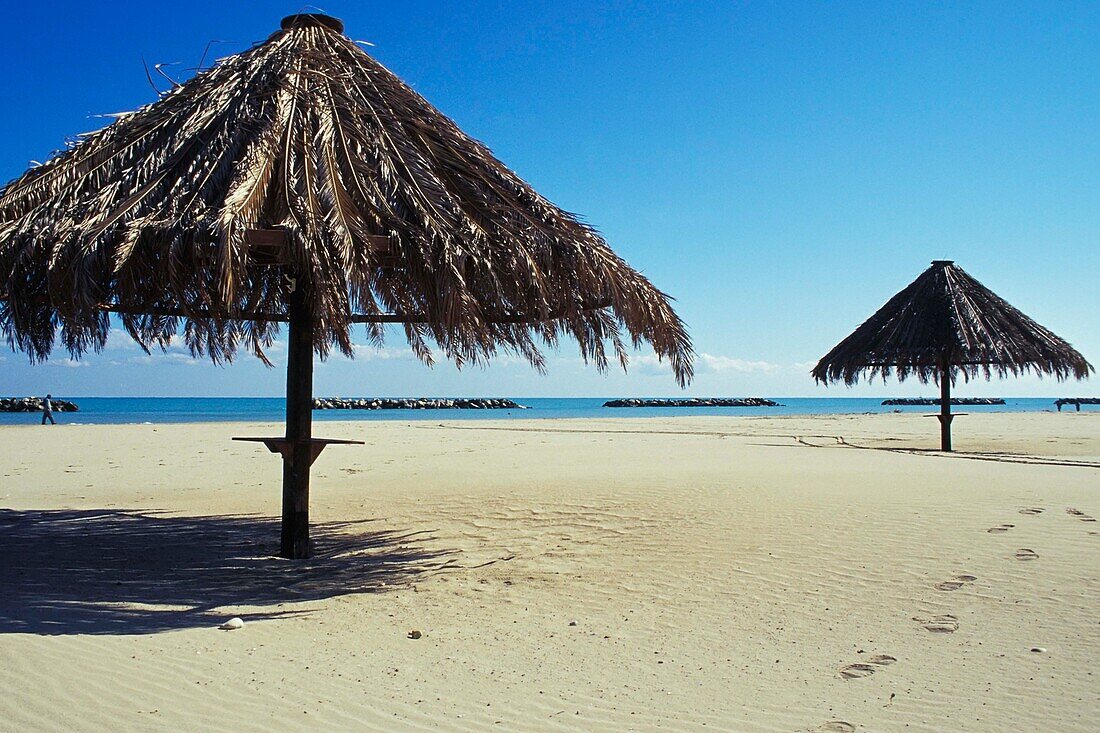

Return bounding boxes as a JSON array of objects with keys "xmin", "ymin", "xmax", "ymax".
[
  {"xmin": 881, "ymin": 398, "xmax": 1005, "ymax": 406},
  {"xmin": 603, "ymin": 398, "xmax": 781, "ymax": 408},
  {"xmin": 313, "ymin": 397, "xmax": 527, "ymax": 410},
  {"xmin": 0, "ymin": 397, "xmax": 79, "ymax": 412},
  {"xmin": 1055, "ymin": 398, "xmax": 1099, "ymax": 411}
]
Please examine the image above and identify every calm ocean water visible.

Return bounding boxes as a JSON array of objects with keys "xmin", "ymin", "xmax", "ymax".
[{"xmin": 0, "ymin": 396, "xmax": 1083, "ymax": 425}]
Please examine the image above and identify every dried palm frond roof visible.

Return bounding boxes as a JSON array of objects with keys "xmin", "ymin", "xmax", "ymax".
[
  {"xmin": 0, "ymin": 13, "xmax": 692, "ymax": 384},
  {"xmin": 813, "ymin": 260, "xmax": 1093, "ymax": 385}
]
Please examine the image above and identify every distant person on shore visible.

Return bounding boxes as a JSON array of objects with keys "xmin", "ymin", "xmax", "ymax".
[{"xmin": 41, "ymin": 394, "xmax": 56, "ymax": 425}]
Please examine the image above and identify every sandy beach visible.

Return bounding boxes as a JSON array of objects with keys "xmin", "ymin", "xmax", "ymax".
[{"xmin": 0, "ymin": 412, "xmax": 1096, "ymax": 732}]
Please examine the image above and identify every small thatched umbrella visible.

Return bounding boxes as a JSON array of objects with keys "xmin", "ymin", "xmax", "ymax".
[
  {"xmin": 0, "ymin": 14, "xmax": 693, "ymax": 558},
  {"xmin": 813, "ymin": 260, "xmax": 1091, "ymax": 451}
]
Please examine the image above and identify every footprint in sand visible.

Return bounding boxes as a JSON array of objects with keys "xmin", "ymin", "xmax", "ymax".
[
  {"xmin": 1066, "ymin": 508, "xmax": 1097, "ymax": 522},
  {"xmin": 813, "ymin": 723, "xmax": 856, "ymax": 732},
  {"xmin": 935, "ymin": 574, "xmax": 978, "ymax": 591},
  {"xmin": 914, "ymin": 614, "xmax": 960, "ymax": 633},
  {"xmin": 1019, "ymin": 507, "xmax": 1044, "ymax": 515},
  {"xmin": 838, "ymin": 655, "xmax": 896, "ymax": 680},
  {"xmin": 987, "ymin": 524, "xmax": 1015, "ymax": 534},
  {"xmin": 1015, "ymin": 548, "xmax": 1039, "ymax": 561}
]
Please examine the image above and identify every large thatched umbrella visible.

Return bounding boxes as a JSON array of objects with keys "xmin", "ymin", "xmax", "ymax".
[
  {"xmin": 813, "ymin": 260, "xmax": 1091, "ymax": 451},
  {"xmin": 0, "ymin": 14, "xmax": 693, "ymax": 558}
]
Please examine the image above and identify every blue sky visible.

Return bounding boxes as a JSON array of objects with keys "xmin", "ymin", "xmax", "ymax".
[{"xmin": 1, "ymin": 1, "xmax": 1096, "ymax": 397}]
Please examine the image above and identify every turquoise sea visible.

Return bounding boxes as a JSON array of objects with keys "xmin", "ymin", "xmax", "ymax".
[{"xmin": 0, "ymin": 397, "xmax": 1086, "ymax": 425}]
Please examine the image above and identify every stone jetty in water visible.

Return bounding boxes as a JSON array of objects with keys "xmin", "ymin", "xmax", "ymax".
[
  {"xmin": 313, "ymin": 397, "xmax": 527, "ymax": 410},
  {"xmin": 881, "ymin": 398, "xmax": 1005, "ymax": 406},
  {"xmin": 0, "ymin": 397, "xmax": 79, "ymax": 412},
  {"xmin": 603, "ymin": 398, "xmax": 781, "ymax": 408},
  {"xmin": 1055, "ymin": 398, "xmax": 1099, "ymax": 412}
]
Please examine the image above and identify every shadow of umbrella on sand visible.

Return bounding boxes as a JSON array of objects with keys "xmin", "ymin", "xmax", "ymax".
[
  {"xmin": 0, "ymin": 508, "xmax": 458, "ymax": 634},
  {"xmin": 0, "ymin": 14, "xmax": 693, "ymax": 558},
  {"xmin": 813, "ymin": 260, "xmax": 1092, "ymax": 451}
]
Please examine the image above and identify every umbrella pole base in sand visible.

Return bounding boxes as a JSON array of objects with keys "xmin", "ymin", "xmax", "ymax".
[
  {"xmin": 282, "ymin": 286, "xmax": 314, "ymax": 559},
  {"xmin": 280, "ymin": 453, "xmax": 312, "ymax": 559},
  {"xmin": 232, "ymin": 435, "xmax": 363, "ymax": 558},
  {"xmin": 231, "ymin": 284, "xmax": 362, "ymax": 559},
  {"xmin": 938, "ymin": 363, "xmax": 953, "ymax": 452},
  {"xmin": 937, "ymin": 414, "xmax": 954, "ymax": 452}
]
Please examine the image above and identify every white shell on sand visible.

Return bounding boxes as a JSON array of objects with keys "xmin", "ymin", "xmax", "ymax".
[{"xmin": 219, "ymin": 617, "xmax": 245, "ymax": 630}]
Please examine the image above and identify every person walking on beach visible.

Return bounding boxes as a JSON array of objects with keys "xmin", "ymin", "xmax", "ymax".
[{"xmin": 41, "ymin": 394, "xmax": 56, "ymax": 425}]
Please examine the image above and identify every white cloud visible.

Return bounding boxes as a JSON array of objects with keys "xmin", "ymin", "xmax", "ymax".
[
  {"xmin": 697, "ymin": 353, "xmax": 780, "ymax": 374},
  {"xmin": 347, "ymin": 343, "xmax": 542, "ymax": 369},
  {"xmin": 128, "ymin": 348, "xmax": 202, "ymax": 366},
  {"xmin": 106, "ymin": 328, "xmax": 284, "ymax": 358},
  {"xmin": 581, "ymin": 350, "xmax": 783, "ymax": 377},
  {"xmin": 104, "ymin": 329, "xmax": 150, "ymax": 353},
  {"xmin": 479, "ymin": 352, "xmax": 538, "ymax": 368},
  {"xmin": 350, "ymin": 344, "xmax": 418, "ymax": 362},
  {"xmin": 619, "ymin": 352, "xmax": 671, "ymax": 376}
]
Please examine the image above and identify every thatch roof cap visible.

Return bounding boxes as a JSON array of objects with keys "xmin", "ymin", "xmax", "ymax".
[
  {"xmin": 0, "ymin": 14, "xmax": 692, "ymax": 384},
  {"xmin": 813, "ymin": 260, "xmax": 1092, "ymax": 385},
  {"xmin": 282, "ymin": 14, "xmax": 345, "ymax": 33}
]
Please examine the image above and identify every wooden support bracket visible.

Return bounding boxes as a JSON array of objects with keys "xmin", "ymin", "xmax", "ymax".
[{"xmin": 232, "ymin": 436, "xmax": 363, "ymax": 467}]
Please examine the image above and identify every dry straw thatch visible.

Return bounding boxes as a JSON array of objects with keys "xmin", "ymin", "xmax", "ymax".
[
  {"xmin": 813, "ymin": 261, "xmax": 1092, "ymax": 386},
  {"xmin": 0, "ymin": 14, "xmax": 692, "ymax": 384}
]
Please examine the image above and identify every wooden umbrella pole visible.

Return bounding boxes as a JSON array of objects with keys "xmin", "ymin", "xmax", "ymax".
[
  {"xmin": 939, "ymin": 360, "xmax": 953, "ymax": 452},
  {"xmin": 281, "ymin": 279, "xmax": 314, "ymax": 559}
]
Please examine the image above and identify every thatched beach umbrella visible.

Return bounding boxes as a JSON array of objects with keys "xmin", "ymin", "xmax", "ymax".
[
  {"xmin": 813, "ymin": 260, "xmax": 1091, "ymax": 451},
  {"xmin": 0, "ymin": 14, "xmax": 693, "ymax": 558}
]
